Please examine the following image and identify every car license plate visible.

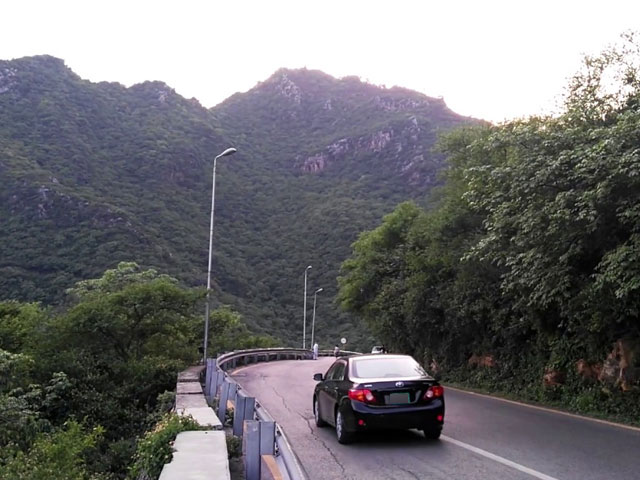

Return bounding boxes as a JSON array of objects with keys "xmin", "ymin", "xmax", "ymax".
[{"xmin": 387, "ymin": 392, "xmax": 410, "ymax": 404}]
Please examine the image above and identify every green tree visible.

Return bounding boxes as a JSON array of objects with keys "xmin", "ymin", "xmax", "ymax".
[
  {"xmin": 208, "ymin": 306, "xmax": 279, "ymax": 356},
  {"xmin": 457, "ymin": 35, "xmax": 640, "ymax": 350},
  {"xmin": 339, "ymin": 33, "xmax": 640, "ymax": 415},
  {"xmin": 338, "ymin": 202, "xmax": 423, "ymax": 353},
  {"xmin": 0, "ymin": 301, "xmax": 47, "ymax": 354},
  {"xmin": 20, "ymin": 264, "xmax": 203, "ymax": 476},
  {"xmin": 0, "ymin": 421, "xmax": 105, "ymax": 480}
]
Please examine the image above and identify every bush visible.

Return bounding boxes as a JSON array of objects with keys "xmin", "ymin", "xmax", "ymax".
[
  {"xmin": 128, "ymin": 414, "xmax": 202, "ymax": 480},
  {"xmin": 0, "ymin": 421, "xmax": 105, "ymax": 480},
  {"xmin": 226, "ymin": 434, "xmax": 242, "ymax": 458}
]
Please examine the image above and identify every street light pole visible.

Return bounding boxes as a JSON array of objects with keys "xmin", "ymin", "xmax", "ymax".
[
  {"xmin": 302, "ymin": 265, "xmax": 312, "ymax": 349},
  {"xmin": 203, "ymin": 147, "xmax": 237, "ymax": 362},
  {"xmin": 311, "ymin": 287, "xmax": 323, "ymax": 348}
]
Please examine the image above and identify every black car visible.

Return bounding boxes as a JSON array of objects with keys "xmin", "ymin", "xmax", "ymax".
[{"xmin": 312, "ymin": 354, "xmax": 444, "ymax": 444}]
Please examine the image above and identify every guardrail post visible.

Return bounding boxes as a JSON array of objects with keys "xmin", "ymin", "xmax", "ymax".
[
  {"xmin": 209, "ymin": 369, "xmax": 220, "ymax": 399},
  {"xmin": 204, "ymin": 358, "xmax": 214, "ymax": 395},
  {"xmin": 218, "ymin": 381, "xmax": 237, "ymax": 422},
  {"xmin": 217, "ymin": 382, "xmax": 229, "ymax": 421},
  {"xmin": 233, "ymin": 393, "xmax": 256, "ymax": 436},
  {"xmin": 202, "ymin": 370, "xmax": 214, "ymax": 403},
  {"xmin": 243, "ymin": 420, "xmax": 261, "ymax": 480},
  {"xmin": 206, "ymin": 367, "xmax": 219, "ymax": 400},
  {"xmin": 214, "ymin": 370, "xmax": 222, "ymax": 398},
  {"xmin": 259, "ymin": 421, "xmax": 276, "ymax": 455},
  {"xmin": 233, "ymin": 392, "xmax": 246, "ymax": 436},
  {"xmin": 216, "ymin": 368, "xmax": 224, "ymax": 394},
  {"xmin": 229, "ymin": 381, "xmax": 238, "ymax": 405}
]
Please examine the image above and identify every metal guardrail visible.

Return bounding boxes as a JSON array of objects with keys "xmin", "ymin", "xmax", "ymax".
[
  {"xmin": 215, "ymin": 347, "xmax": 361, "ymax": 371},
  {"xmin": 207, "ymin": 347, "xmax": 361, "ymax": 480},
  {"xmin": 216, "ymin": 347, "xmax": 312, "ymax": 370},
  {"xmin": 254, "ymin": 400, "xmax": 306, "ymax": 480},
  {"xmin": 217, "ymin": 348, "xmax": 311, "ymax": 480}
]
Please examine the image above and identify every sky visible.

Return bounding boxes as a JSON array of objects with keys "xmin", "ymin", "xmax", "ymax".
[{"xmin": 1, "ymin": 0, "xmax": 639, "ymax": 123}]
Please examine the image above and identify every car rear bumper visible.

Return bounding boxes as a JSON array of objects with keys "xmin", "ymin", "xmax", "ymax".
[{"xmin": 346, "ymin": 399, "xmax": 444, "ymax": 431}]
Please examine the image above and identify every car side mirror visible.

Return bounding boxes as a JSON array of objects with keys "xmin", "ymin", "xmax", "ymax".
[{"xmin": 313, "ymin": 373, "xmax": 324, "ymax": 381}]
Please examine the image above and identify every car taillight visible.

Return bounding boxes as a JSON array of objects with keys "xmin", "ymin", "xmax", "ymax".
[
  {"xmin": 423, "ymin": 385, "xmax": 444, "ymax": 400},
  {"xmin": 348, "ymin": 388, "xmax": 377, "ymax": 404}
]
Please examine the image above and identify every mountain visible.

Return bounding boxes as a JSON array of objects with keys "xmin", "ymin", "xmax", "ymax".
[{"xmin": 0, "ymin": 55, "xmax": 474, "ymax": 348}]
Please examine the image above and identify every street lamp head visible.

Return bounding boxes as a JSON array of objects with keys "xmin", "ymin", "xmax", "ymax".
[
  {"xmin": 216, "ymin": 147, "xmax": 237, "ymax": 159},
  {"xmin": 306, "ymin": 265, "xmax": 312, "ymax": 271},
  {"xmin": 315, "ymin": 288, "xmax": 323, "ymax": 294}
]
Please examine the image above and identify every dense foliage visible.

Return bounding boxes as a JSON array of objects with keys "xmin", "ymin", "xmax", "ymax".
[
  {"xmin": 1, "ymin": 422, "xmax": 106, "ymax": 480},
  {"xmin": 0, "ymin": 58, "xmax": 471, "ymax": 350},
  {"xmin": 0, "ymin": 263, "xmax": 276, "ymax": 478},
  {"xmin": 338, "ymin": 34, "xmax": 640, "ymax": 421}
]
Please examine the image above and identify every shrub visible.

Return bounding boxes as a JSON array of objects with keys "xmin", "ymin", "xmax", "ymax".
[
  {"xmin": 226, "ymin": 434, "xmax": 242, "ymax": 458},
  {"xmin": 128, "ymin": 414, "xmax": 202, "ymax": 480},
  {"xmin": 0, "ymin": 421, "xmax": 105, "ymax": 480}
]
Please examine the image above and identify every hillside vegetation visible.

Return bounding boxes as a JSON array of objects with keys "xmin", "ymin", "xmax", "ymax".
[
  {"xmin": 0, "ymin": 263, "xmax": 274, "ymax": 479},
  {"xmin": 2, "ymin": 30, "xmax": 640, "ymax": 480},
  {"xmin": 338, "ymin": 35, "xmax": 640, "ymax": 422},
  {"xmin": 0, "ymin": 58, "xmax": 471, "ymax": 348}
]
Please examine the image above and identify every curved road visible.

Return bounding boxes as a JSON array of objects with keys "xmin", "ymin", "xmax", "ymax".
[{"xmin": 231, "ymin": 357, "xmax": 640, "ymax": 480}]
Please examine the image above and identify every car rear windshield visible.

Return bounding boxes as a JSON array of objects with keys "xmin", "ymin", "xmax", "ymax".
[{"xmin": 351, "ymin": 356, "xmax": 428, "ymax": 379}]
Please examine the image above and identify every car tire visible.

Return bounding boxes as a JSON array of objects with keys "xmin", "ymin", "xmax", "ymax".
[
  {"xmin": 422, "ymin": 426, "xmax": 442, "ymax": 440},
  {"xmin": 314, "ymin": 398, "xmax": 327, "ymax": 427},
  {"xmin": 335, "ymin": 408, "xmax": 354, "ymax": 444}
]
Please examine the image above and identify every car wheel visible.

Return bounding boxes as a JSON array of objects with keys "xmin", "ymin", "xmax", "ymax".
[
  {"xmin": 335, "ymin": 409, "xmax": 354, "ymax": 444},
  {"xmin": 422, "ymin": 427, "xmax": 442, "ymax": 440},
  {"xmin": 314, "ymin": 398, "xmax": 327, "ymax": 427}
]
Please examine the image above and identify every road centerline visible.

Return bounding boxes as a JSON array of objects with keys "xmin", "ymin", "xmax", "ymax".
[{"xmin": 441, "ymin": 435, "xmax": 560, "ymax": 480}]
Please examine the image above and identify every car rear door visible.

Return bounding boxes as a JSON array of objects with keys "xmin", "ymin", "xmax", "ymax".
[{"xmin": 319, "ymin": 360, "xmax": 347, "ymax": 424}]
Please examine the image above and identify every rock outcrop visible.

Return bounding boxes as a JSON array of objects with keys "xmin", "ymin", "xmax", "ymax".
[
  {"xmin": 468, "ymin": 354, "xmax": 496, "ymax": 368},
  {"xmin": 543, "ymin": 368, "xmax": 566, "ymax": 387},
  {"xmin": 598, "ymin": 339, "xmax": 638, "ymax": 391}
]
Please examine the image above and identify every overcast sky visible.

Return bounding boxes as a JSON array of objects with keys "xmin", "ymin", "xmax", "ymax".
[{"xmin": 1, "ymin": 0, "xmax": 638, "ymax": 122}]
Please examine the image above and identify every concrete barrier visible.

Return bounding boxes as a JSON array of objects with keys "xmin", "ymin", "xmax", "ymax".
[
  {"xmin": 159, "ymin": 431, "xmax": 229, "ymax": 480},
  {"xmin": 160, "ymin": 365, "xmax": 227, "ymax": 479},
  {"xmin": 175, "ymin": 365, "xmax": 222, "ymax": 429}
]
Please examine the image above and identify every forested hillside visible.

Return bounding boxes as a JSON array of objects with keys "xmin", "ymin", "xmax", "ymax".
[
  {"xmin": 0, "ymin": 56, "xmax": 471, "ymax": 348},
  {"xmin": 3, "ymin": 32, "xmax": 640, "ymax": 480},
  {"xmin": 338, "ymin": 35, "xmax": 640, "ymax": 422},
  {"xmin": 0, "ymin": 263, "xmax": 275, "ymax": 478}
]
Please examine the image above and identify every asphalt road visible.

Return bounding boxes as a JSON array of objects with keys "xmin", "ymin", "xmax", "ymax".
[{"xmin": 231, "ymin": 357, "xmax": 640, "ymax": 480}]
